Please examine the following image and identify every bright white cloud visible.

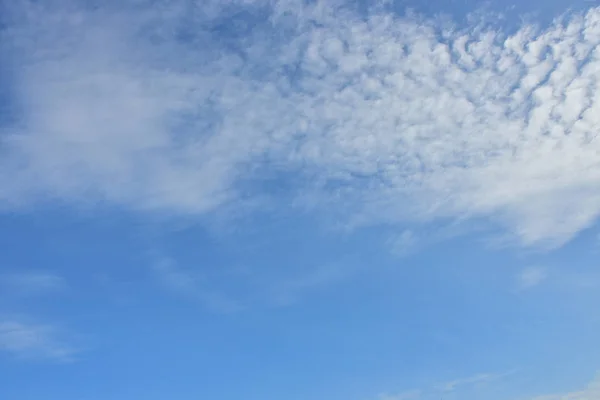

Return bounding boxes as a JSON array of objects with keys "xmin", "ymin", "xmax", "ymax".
[
  {"xmin": 0, "ymin": 320, "xmax": 76, "ymax": 362},
  {"xmin": 2, "ymin": 1, "xmax": 600, "ymax": 248}
]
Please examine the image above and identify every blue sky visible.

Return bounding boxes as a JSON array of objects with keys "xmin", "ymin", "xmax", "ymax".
[{"xmin": 2, "ymin": 0, "xmax": 600, "ymax": 399}]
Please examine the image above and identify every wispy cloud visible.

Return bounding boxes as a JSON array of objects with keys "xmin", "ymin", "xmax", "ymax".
[
  {"xmin": 2, "ymin": 1, "xmax": 600, "ymax": 248},
  {"xmin": 152, "ymin": 258, "xmax": 242, "ymax": 313},
  {"xmin": 529, "ymin": 372, "xmax": 600, "ymax": 400},
  {"xmin": 0, "ymin": 320, "xmax": 77, "ymax": 362},
  {"xmin": 380, "ymin": 370, "xmax": 600, "ymax": 400},
  {"xmin": 0, "ymin": 271, "xmax": 66, "ymax": 297},
  {"xmin": 386, "ymin": 230, "xmax": 418, "ymax": 257},
  {"xmin": 152, "ymin": 254, "xmax": 354, "ymax": 311},
  {"xmin": 379, "ymin": 389, "xmax": 421, "ymax": 400},
  {"xmin": 439, "ymin": 370, "xmax": 516, "ymax": 392},
  {"xmin": 379, "ymin": 369, "xmax": 517, "ymax": 400},
  {"xmin": 517, "ymin": 266, "xmax": 548, "ymax": 290},
  {"xmin": 267, "ymin": 261, "xmax": 354, "ymax": 306}
]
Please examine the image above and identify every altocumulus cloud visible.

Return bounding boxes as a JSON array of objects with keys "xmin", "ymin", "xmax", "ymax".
[{"xmin": 1, "ymin": 0, "xmax": 600, "ymax": 248}]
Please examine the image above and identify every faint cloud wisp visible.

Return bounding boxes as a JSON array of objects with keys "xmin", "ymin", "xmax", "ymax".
[
  {"xmin": 517, "ymin": 267, "xmax": 548, "ymax": 290},
  {"xmin": 0, "ymin": 271, "xmax": 66, "ymax": 297},
  {"xmin": 0, "ymin": 320, "xmax": 77, "ymax": 362}
]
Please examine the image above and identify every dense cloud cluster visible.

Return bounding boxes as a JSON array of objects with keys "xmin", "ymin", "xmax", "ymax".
[{"xmin": 1, "ymin": 0, "xmax": 600, "ymax": 247}]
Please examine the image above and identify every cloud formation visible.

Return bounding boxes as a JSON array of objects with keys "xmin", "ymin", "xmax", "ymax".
[
  {"xmin": 152, "ymin": 258, "xmax": 242, "ymax": 313},
  {"xmin": 0, "ymin": 320, "xmax": 76, "ymax": 362},
  {"xmin": 2, "ymin": 0, "xmax": 600, "ymax": 247},
  {"xmin": 517, "ymin": 266, "xmax": 548, "ymax": 289},
  {"xmin": 531, "ymin": 373, "xmax": 600, "ymax": 400},
  {"xmin": 440, "ymin": 371, "xmax": 510, "ymax": 392},
  {"xmin": 377, "ymin": 370, "xmax": 600, "ymax": 400},
  {"xmin": 377, "ymin": 369, "xmax": 516, "ymax": 400},
  {"xmin": 379, "ymin": 390, "xmax": 421, "ymax": 400},
  {"xmin": 151, "ymin": 252, "xmax": 356, "ymax": 311}
]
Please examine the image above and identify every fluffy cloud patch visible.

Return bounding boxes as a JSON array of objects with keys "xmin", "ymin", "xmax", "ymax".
[{"xmin": 2, "ymin": 1, "xmax": 600, "ymax": 247}]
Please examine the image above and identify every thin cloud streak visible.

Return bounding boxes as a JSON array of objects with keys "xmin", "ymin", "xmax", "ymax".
[
  {"xmin": 0, "ymin": 271, "xmax": 66, "ymax": 296},
  {"xmin": 517, "ymin": 266, "xmax": 548, "ymax": 290},
  {"xmin": 152, "ymin": 258, "xmax": 243, "ymax": 313},
  {"xmin": 529, "ymin": 372, "xmax": 600, "ymax": 400},
  {"xmin": 0, "ymin": 320, "xmax": 77, "ymax": 362}
]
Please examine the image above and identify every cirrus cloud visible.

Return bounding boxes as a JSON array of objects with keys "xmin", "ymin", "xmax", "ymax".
[{"xmin": 0, "ymin": 320, "xmax": 77, "ymax": 362}]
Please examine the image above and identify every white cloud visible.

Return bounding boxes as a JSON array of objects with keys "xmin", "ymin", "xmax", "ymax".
[
  {"xmin": 0, "ymin": 320, "xmax": 77, "ymax": 362},
  {"xmin": 2, "ymin": 1, "xmax": 600, "ymax": 248},
  {"xmin": 517, "ymin": 266, "xmax": 548, "ymax": 289},
  {"xmin": 528, "ymin": 373, "xmax": 600, "ymax": 400},
  {"xmin": 0, "ymin": 271, "xmax": 66, "ymax": 296}
]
